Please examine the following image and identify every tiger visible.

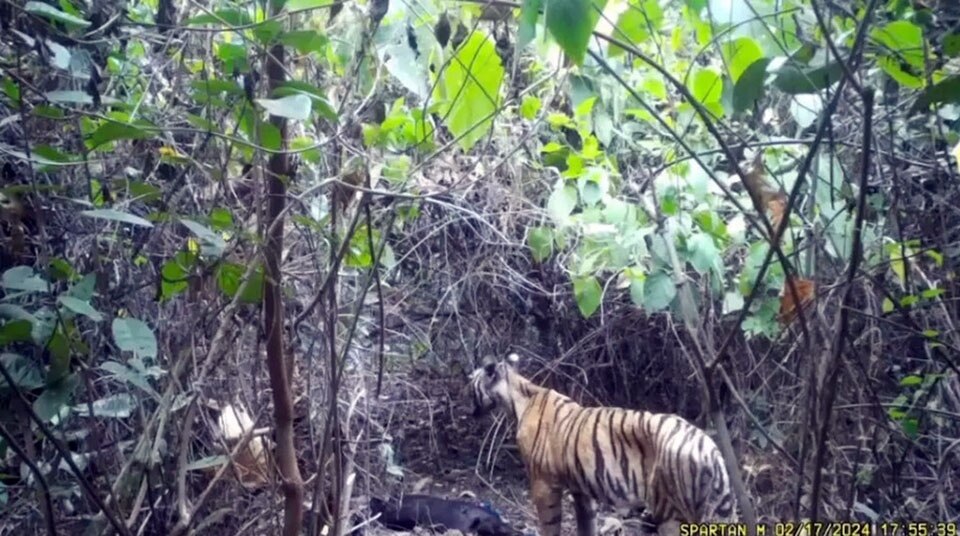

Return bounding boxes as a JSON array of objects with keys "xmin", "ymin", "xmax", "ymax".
[{"xmin": 469, "ymin": 354, "xmax": 738, "ymax": 536}]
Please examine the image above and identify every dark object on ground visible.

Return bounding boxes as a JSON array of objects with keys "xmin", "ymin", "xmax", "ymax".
[{"xmin": 369, "ymin": 494, "xmax": 523, "ymax": 535}]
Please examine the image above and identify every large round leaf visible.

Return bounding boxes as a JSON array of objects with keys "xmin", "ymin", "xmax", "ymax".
[
  {"xmin": 722, "ymin": 37, "xmax": 763, "ymax": 82},
  {"xmin": 545, "ymin": 0, "xmax": 606, "ymax": 65},
  {"xmin": 112, "ymin": 317, "xmax": 158, "ymax": 359},
  {"xmin": 434, "ymin": 31, "xmax": 504, "ymax": 151},
  {"xmin": 573, "ymin": 276, "xmax": 603, "ymax": 318},
  {"xmin": 689, "ymin": 68, "xmax": 723, "ymax": 104}
]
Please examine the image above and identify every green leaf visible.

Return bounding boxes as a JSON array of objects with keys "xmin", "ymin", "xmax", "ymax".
[
  {"xmin": 257, "ymin": 94, "xmax": 312, "ymax": 121},
  {"xmin": 186, "ymin": 9, "xmax": 252, "ymax": 26},
  {"xmin": 627, "ymin": 268, "xmax": 645, "ymax": 306},
  {"xmin": 694, "ymin": 211, "xmax": 728, "ymax": 240},
  {"xmin": 901, "ymin": 417, "xmax": 918, "ymax": 439},
  {"xmin": 901, "ymin": 295, "xmax": 918, "ymax": 308},
  {"xmin": 259, "ymin": 122, "xmax": 282, "ymax": 151},
  {"xmin": 252, "ymin": 20, "xmax": 283, "ymax": 44},
  {"xmin": 641, "ymin": 76, "xmax": 667, "ymax": 100},
  {"xmin": 32, "ymin": 145, "xmax": 76, "ymax": 167},
  {"xmin": 689, "ymin": 68, "xmax": 723, "ymax": 104},
  {"xmin": 871, "ymin": 20, "xmax": 925, "ymax": 69},
  {"xmin": 545, "ymin": 0, "xmax": 605, "ymax": 65},
  {"xmin": 921, "ymin": 287, "xmax": 945, "ymax": 299},
  {"xmin": 185, "ymin": 109, "xmax": 218, "ymax": 129},
  {"xmin": 573, "ymin": 276, "xmax": 602, "ymax": 318},
  {"xmin": 520, "ymin": 95, "xmax": 541, "ymax": 120},
  {"xmin": 944, "ymin": 33, "xmax": 960, "ymax": 57},
  {"xmin": 33, "ymin": 374, "xmax": 79, "ymax": 423},
  {"xmin": 112, "ymin": 317, "xmax": 158, "ymax": 359},
  {"xmin": 0, "ymin": 353, "xmax": 44, "ymax": 390},
  {"xmin": 66, "ymin": 273, "xmax": 96, "ymax": 301},
  {"xmin": 291, "ymin": 136, "xmax": 323, "ymax": 164},
  {"xmin": 3, "ymin": 78, "xmax": 20, "ymax": 103},
  {"xmin": 34, "ymin": 105, "xmax": 65, "ymax": 119},
  {"xmin": 772, "ymin": 61, "xmax": 844, "ymax": 94},
  {"xmin": 24, "ymin": 1, "xmax": 90, "ymax": 27},
  {"xmin": 278, "ymin": 30, "xmax": 328, "ymax": 54},
  {"xmin": 80, "ymin": 208, "xmax": 154, "ymax": 228},
  {"xmin": 71, "ymin": 393, "xmax": 136, "ymax": 418},
  {"xmin": 45, "ymin": 331, "xmax": 71, "ymax": 383},
  {"xmin": 877, "ymin": 56, "xmax": 923, "ymax": 88},
  {"xmin": 518, "ymin": 0, "xmax": 543, "ymax": 48},
  {"xmin": 722, "ymin": 37, "xmax": 763, "ymax": 82},
  {"xmin": 186, "ymin": 455, "xmax": 230, "ymax": 471},
  {"xmin": 86, "ymin": 120, "xmax": 154, "ymax": 150},
  {"xmin": 285, "ymin": 0, "xmax": 335, "ymax": 9},
  {"xmin": 160, "ymin": 252, "xmax": 193, "ymax": 301},
  {"xmin": 216, "ymin": 263, "xmax": 264, "ymax": 304},
  {"xmin": 180, "ymin": 219, "xmax": 226, "ymax": 258},
  {"xmin": 45, "ymin": 40, "xmax": 70, "ymax": 70},
  {"xmin": 0, "ymin": 320, "xmax": 33, "ymax": 345},
  {"xmin": 643, "ymin": 271, "xmax": 675, "ymax": 311},
  {"xmin": 609, "ymin": 0, "xmax": 663, "ymax": 57},
  {"xmin": 49, "ymin": 258, "xmax": 76, "ymax": 282},
  {"xmin": 100, "ymin": 360, "xmax": 160, "ymax": 399},
  {"xmin": 45, "ymin": 90, "xmax": 93, "ymax": 105},
  {"xmin": 899, "ymin": 375, "xmax": 922, "ymax": 387},
  {"xmin": 215, "ymin": 43, "xmax": 248, "ymax": 69},
  {"xmin": 434, "ymin": 31, "xmax": 504, "ymax": 150},
  {"xmin": 209, "ymin": 208, "xmax": 234, "ymax": 231},
  {"xmin": 186, "ymin": 9, "xmax": 253, "ymax": 26},
  {"xmin": 913, "ymin": 75, "xmax": 960, "ymax": 110},
  {"xmin": 191, "ymin": 78, "xmax": 244, "ymax": 98},
  {"xmin": 57, "ymin": 296, "xmax": 103, "ymax": 322},
  {"xmin": 27, "ymin": 308, "xmax": 56, "ymax": 346},
  {"xmin": 882, "ymin": 297, "xmax": 895, "ymax": 313},
  {"xmin": 1, "ymin": 266, "xmax": 49, "ymax": 293},
  {"xmin": 0, "ymin": 304, "xmax": 38, "ymax": 323},
  {"xmin": 345, "ymin": 225, "xmax": 376, "ymax": 268},
  {"xmin": 528, "ymin": 227, "xmax": 554, "ymax": 262},
  {"xmin": 547, "ymin": 184, "xmax": 578, "ymax": 225},
  {"xmin": 274, "ymin": 81, "xmax": 337, "ymax": 122},
  {"xmin": 687, "ymin": 232, "xmax": 719, "ymax": 274},
  {"xmin": 732, "ymin": 58, "xmax": 771, "ymax": 111}
]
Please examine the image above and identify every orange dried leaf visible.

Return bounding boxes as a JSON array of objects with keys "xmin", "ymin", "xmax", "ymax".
[
  {"xmin": 779, "ymin": 277, "xmax": 815, "ymax": 325},
  {"xmin": 767, "ymin": 194, "xmax": 787, "ymax": 232},
  {"xmin": 741, "ymin": 153, "xmax": 788, "ymax": 232}
]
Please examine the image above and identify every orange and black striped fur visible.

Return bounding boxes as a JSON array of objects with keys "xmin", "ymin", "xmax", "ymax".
[{"xmin": 469, "ymin": 357, "xmax": 737, "ymax": 536}]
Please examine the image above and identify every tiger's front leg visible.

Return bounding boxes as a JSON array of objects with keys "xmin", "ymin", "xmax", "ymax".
[
  {"xmin": 572, "ymin": 492, "xmax": 597, "ymax": 536},
  {"xmin": 531, "ymin": 479, "xmax": 563, "ymax": 536}
]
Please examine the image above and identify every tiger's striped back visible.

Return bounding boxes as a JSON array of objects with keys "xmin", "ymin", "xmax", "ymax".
[{"xmin": 470, "ymin": 357, "xmax": 737, "ymax": 536}]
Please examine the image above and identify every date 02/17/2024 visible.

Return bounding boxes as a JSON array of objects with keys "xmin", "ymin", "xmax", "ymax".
[{"xmin": 678, "ymin": 522, "xmax": 959, "ymax": 536}]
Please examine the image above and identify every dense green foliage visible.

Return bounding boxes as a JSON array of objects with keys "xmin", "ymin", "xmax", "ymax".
[{"xmin": 2, "ymin": 0, "xmax": 960, "ymax": 530}]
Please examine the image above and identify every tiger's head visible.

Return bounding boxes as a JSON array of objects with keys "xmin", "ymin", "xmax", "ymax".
[{"xmin": 468, "ymin": 354, "xmax": 519, "ymax": 417}]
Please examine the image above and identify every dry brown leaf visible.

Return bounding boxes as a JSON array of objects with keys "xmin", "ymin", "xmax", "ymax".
[
  {"xmin": 216, "ymin": 403, "xmax": 272, "ymax": 489},
  {"xmin": 767, "ymin": 194, "xmax": 788, "ymax": 231},
  {"xmin": 741, "ymin": 153, "xmax": 788, "ymax": 233},
  {"xmin": 778, "ymin": 277, "xmax": 815, "ymax": 325}
]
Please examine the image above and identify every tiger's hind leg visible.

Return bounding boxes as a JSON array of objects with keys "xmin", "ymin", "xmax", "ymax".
[
  {"xmin": 571, "ymin": 492, "xmax": 597, "ymax": 536},
  {"xmin": 531, "ymin": 480, "xmax": 563, "ymax": 536}
]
